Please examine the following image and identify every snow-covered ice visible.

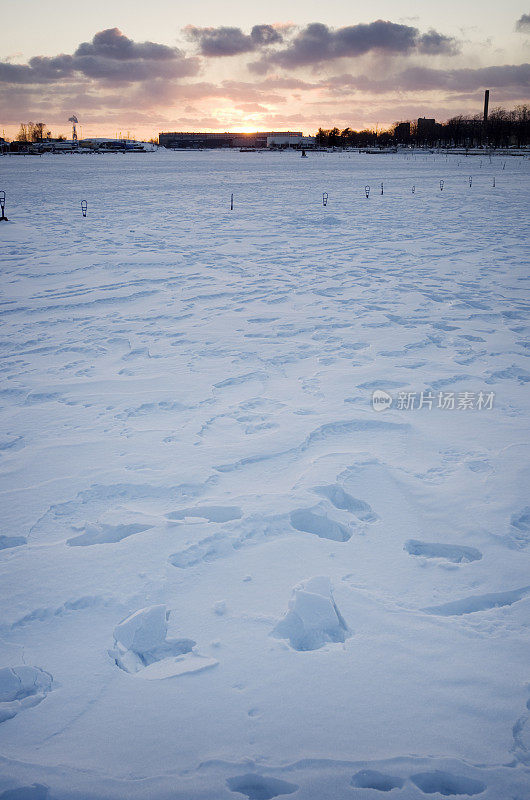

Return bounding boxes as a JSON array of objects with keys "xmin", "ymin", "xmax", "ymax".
[
  {"xmin": 0, "ymin": 149, "xmax": 529, "ymax": 798},
  {"xmin": 114, "ymin": 604, "xmax": 168, "ymax": 654},
  {"xmin": 271, "ymin": 576, "xmax": 349, "ymax": 651},
  {"xmin": 110, "ymin": 604, "xmax": 215, "ymax": 678}
]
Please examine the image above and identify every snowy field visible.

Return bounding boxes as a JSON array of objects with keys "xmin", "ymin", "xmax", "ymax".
[{"xmin": 0, "ymin": 149, "xmax": 529, "ymax": 800}]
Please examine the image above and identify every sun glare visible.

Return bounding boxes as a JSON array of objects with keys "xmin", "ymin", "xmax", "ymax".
[{"xmin": 231, "ymin": 126, "xmax": 262, "ymax": 133}]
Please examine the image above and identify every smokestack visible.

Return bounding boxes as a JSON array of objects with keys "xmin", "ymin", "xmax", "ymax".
[
  {"xmin": 483, "ymin": 90, "xmax": 489, "ymax": 124},
  {"xmin": 68, "ymin": 115, "xmax": 79, "ymax": 144}
]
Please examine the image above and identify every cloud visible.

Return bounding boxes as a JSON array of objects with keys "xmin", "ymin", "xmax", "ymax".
[
  {"xmin": 185, "ymin": 24, "xmax": 282, "ymax": 57},
  {"xmin": 0, "ymin": 74, "xmax": 292, "ymax": 125},
  {"xmin": 319, "ymin": 63, "xmax": 530, "ymax": 95},
  {"xmin": 251, "ymin": 25, "xmax": 283, "ymax": 47},
  {"xmin": 515, "ymin": 14, "xmax": 530, "ymax": 31},
  {"xmin": 397, "ymin": 62, "xmax": 530, "ymax": 92},
  {"xmin": 74, "ymin": 27, "xmax": 178, "ymax": 61},
  {"xmin": 1, "ymin": 20, "xmax": 528, "ymax": 136},
  {"xmin": 186, "ymin": 26, "xmax": 253, "ymax": 57},
  {"xmin": 417, "ymin": 29, "xmax": 460, "ymax": 55},
  {"xmin": 0, "ymin": 63, "xmax": 38, "ymax": 84},
  {"xmin": 259, "ymin": 76, "xmax": 319, "ymax": 90},
  {"xmin": 0, "ymin": 28, "xmax": 199, "ymax": 85},
  {"xmin": 249, "ymin": 20, "xmax": 459, "ymax": 72},
  {"xmin": 235, "ymin": 102, "xmax": 270, "ymax": 112}
]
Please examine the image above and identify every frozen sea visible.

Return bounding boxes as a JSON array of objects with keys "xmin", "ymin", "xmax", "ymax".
[{"xmin": 0, "ymin": 149, "xmax": 529, "ymax": 799}]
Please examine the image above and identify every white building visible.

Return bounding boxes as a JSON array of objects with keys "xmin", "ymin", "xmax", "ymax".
[
  {"xmin": 267, "ymin": 133, "xmax": 302, "ymax": 148},
  {"xmin": 266, "ymin": 133, "xmax": 316, "ymax": 149}
]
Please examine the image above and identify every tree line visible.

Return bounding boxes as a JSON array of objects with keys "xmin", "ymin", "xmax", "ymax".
[
  {"xmin": 315, "ymin": 105, "xmax": 529, "ymax": 148},
  {"xmin": 13, "ymin": 122, "xmax": 66, "ymax": 142},
  {"xmin": 4, "ymin": 104, "xmax": 529, "ymax": 149}
]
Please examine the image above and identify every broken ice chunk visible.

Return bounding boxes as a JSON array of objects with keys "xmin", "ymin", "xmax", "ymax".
[
  {"xmin": 272, "ymin": 576, "xmax": 349, "ymax": 651},
  {"xmin": 114, "ymin": 605, "xmax": 168, "ymax": 654}
]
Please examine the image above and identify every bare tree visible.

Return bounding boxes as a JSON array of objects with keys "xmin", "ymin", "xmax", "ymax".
[
  {"xmin": 32, "ymin": 122, "xmax": 46, "ymax": 141},
  {"xmin": 16, "ymin": 123, "xmax": 29, "ymax": 142}
]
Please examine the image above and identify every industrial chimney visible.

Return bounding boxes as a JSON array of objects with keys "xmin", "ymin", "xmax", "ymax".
[
  {"xmin": 68, "ymin": 115, "xmax": 79, "ymax": 144},
  {"xmin": 483, "ymin": 90, "xmax": 489, "ymax": 125}
]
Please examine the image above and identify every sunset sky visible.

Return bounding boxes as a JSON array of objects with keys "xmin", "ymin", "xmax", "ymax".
[{"xmin": 1, "ymin": 0, "xmax": 529, "ymax": 140}]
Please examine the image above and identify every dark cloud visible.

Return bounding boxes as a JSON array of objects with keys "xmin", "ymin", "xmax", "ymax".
[
  {"xmin": 249, "ymin": 20, "xmax": 459, "ymax": 72},
  {"xmin": 0, "ymin": 28, "xmax": 199, "ymax": 85},
  {"xmin": 250, "ymin": 25, "xmax": 283, "ymax": 47},
  {"xmin": 185, "ymin": 24, "xmax": 282, "ymax": 57},
  {"xmin": 320, "ymin": 63, "xmax": 530, "ymax": 95},
  {"xmin": 186, "ymin": 26, "xmax": 254, "ymax": 57},
  {"xmin": 398, "ymin": 63, "xmax": 530, "ymax": 92},
  {"xmin": 0, "ymin": 63, "xmax": 39, "ymax": 84},
  {"xmin": 417, "ymin": 29, "xmax": 460, "ymax": 55},
  {"xmin": 1, "ymin": 21, "xmax": 527, "ymax": 133},
  {"xmin": 515, "ymin": 14, "xmax": 530, "ymax": 31},
  {"xmin": 75, "ymin": 27, "xmax": 178, "ymax": 60}
]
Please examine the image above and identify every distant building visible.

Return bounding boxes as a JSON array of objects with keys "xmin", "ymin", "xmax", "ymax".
[
  {"xmin": 417, "ymin": 118, "xmax": 437, "ymax": 140},
  {"xmin": 32, "ymin": 140, "xmax": 76, "ymax": 151},
  {"xmin": 6, "ymin": 137, "xmax": 153, "ymax": 154},
  {"xmin": 394, "ymin": 122, "xmax": 411, "ymax": 142},
  {"xmin": 159, "ymin": 131, "xmax": 304, "ymax": 149},
  {"xmin": 159, "ymin": 132, "xmax": 233, "ymax": 148},
  {"xmin": 267, "ymin": 133, "xmax": 299, "ymax": 148},
  {"xmin": 79, "ymin": 138, "xmax": 151, "ymax": 152},
  {"xmin": 267, "ymin": 133, "xmax": 316, "ymax": 148}
]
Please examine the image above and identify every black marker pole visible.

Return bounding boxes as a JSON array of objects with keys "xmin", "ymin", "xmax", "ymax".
[{"xmin": 0, "ymin": 191, "xmax": 8, "ymax": 222}]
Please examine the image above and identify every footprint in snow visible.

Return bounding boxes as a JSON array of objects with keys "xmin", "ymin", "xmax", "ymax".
[
  {"xmin": 67, "ymin": 521, "xmax": 153, "ymax": 546},
  {"xmin": 290, "ymin": 508, "xmax": 352, "ymax": 542},
  {"xmin": 351, "ymin": 768, "xmax": 486, "ymax": 795},
  {"xmin": 0, "ymin": 535, "xmax": 26, "ymax": 551},
  {"xmin": 410, "ymin": 770, "xmax": 486, "ymax": 796},
  {"xmin": 0, "ymin": 666, "xmax": 53, "ymax": 724},
  {"xmin": 423, "ymin": 585, "xmax": 530, "ymax": 616},
  {"xmin": 0, "ymin": 786, "xmax": 50, "ymax": 800},
  {"xmin": 350, "ymin": 769, "xmax": 404, "ymax": 791},
  {"xmin": 226, "ymin": 774, "xmax": 298, "ymax": 800},
  {"xmin": 405, "ymin": 540, "xmax": 482, "ymax": 563},
  {"xmin": 314, "ymin": 483, "xmax": 378, "ymax": 522},
  {"xmin": 511, "ymin": 687, "xmax": 530, "ymax": 764},
  {"xmin": 167, "ymin": 505, "xmax": 242, "ymax": 524},
  {"xmin": 508, "ymin": 507, "xmax": 530, "ymax": 548}
]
